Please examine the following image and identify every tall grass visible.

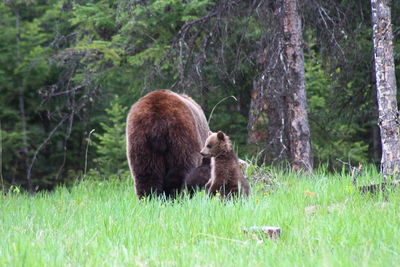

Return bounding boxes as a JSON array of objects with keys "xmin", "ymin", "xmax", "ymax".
[{"xmin": 0, "ymin": 166, "xmax": 399, "ymax": 266}]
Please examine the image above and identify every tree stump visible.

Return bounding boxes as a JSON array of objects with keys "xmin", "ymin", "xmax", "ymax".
[{"xmin": 244, "ymin": 226, "xmax": 281, "ymax": 241}]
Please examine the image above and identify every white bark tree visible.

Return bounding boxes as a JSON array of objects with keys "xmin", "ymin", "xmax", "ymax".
[{"xmin": 371, "ymin": 0, "xmax": 400, "ymax": 178}]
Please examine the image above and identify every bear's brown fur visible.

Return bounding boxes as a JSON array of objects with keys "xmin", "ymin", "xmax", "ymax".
[
  {"xmin": 126, "ymin": 90, "xmax": 209, "ymax": 198},
  {"xmin": 184, "ymin": 157, "xmax": 211, "ymax": 195},
  {"xmin": 200, "ymin": 131, "xmax": 250, "ymax": 197}
]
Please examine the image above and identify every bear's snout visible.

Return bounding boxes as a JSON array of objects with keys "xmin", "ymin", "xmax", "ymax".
[{"xmin": 200, "ymin": 150, "xmax": 209, "ymax": 157}]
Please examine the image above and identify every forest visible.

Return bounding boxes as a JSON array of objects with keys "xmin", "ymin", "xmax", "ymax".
[
  {"xmin": 1, "ymin": 1, "xmax": 400, "ymax": 266},
  {"xmin": 0, "ymin": 0, "xmax": 399, "ymax": 191}
]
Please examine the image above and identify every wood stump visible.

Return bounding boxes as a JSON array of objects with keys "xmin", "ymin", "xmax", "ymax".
[{"xmin": 244, "ymin": 226, "xmax": 281, "ymax": 241}]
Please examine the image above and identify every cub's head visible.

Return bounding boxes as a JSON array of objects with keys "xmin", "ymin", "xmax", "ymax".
[{"xmin": 200, "ymin": 131, "xmax": 231, "ymax": 158}]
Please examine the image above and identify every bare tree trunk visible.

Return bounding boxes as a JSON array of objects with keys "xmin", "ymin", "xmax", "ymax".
[
  {"xmin": 19, "ymin": 94, "xmax": 32, "ymax": 193},
  {"xmin": 15, "ymin": 8, "xmax": 33, "ymax": 193},
  {"xmin": 370, "ymin": 61, "xmax": 381, "ymax": 162},
  {"xmin": 371, "ymin": 0, "xmax": 400, "ymax": 178},
  {"xmin": 248, "ymin": 76, "xmax": 289, "ymax": 164},
  {"xmin": 248, "ymin": 0, "xmax": 312, "ymax": 169},
  {"xmin": 248, "ymin": 3, "xmax": 290, "ymax": 164},
  {"xmin": 248, "ymin": 79, "xmax": 268, "ymax": 144},
  {"xmin": 281, "ymin": 0, "xmax": 313, "ymax": 172}
]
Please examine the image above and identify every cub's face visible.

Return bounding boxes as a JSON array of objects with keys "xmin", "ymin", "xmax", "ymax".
[{"xmin": 200, "ymin": 131, "xmax": 229, "ymax": 158}]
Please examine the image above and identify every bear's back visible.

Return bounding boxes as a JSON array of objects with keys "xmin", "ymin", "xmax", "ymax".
[
  {"xmin": 126, "ymin": 90, "xmax": 209, "ymax": 197},
  {"xmin": 127, "ymin": 90, "xmax": 208, "ymax": 155}
]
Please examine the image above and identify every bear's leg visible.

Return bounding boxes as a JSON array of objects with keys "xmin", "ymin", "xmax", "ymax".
[
  {"xmin": 128, "ymin": 142, "xmax": 167, "ymax": 198},
  {"xmin": 134, "ymin": 174, "xmax": 164, "ymax": 198},
  {"xmin": 163, "ymin": 167, "xmax": 186, "ymax": 197}
]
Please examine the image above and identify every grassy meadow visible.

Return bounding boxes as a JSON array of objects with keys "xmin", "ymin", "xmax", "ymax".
[{"xmin": 0, "ymin": 165, "xmax": 399, "ymax": 266}]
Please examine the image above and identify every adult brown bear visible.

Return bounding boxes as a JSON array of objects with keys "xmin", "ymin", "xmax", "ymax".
[{"xmin": 126, "ymin": 90, "xmax": 209, "ymax": 198}]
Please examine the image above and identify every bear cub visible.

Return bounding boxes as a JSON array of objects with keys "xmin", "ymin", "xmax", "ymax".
[
  {"xmin": 200, "ymin": 131, "xmax": 250, "ymax": 197},
  {"xmin": 184, "ymin": 157, "xmax": 211, "ymax": 195}
]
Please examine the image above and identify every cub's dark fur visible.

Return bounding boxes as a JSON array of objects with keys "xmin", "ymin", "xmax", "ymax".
[{"xmin": 184, "ymin": 157, "xmax": 211, "ymax": 194}]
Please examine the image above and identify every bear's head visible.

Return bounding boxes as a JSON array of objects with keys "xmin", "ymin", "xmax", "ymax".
[{"xmin": 200, "ymin": 131, "xmax": 232, "ymax": 158}]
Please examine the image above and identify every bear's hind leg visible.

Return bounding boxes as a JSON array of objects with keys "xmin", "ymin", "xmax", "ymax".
[
  {"xmin": 134, "ymin": 174, "xmax": 164, "ymax": 198},
  {"xmin": 163, "ymin": 167, "xmax": 187, "ymax": 197}
]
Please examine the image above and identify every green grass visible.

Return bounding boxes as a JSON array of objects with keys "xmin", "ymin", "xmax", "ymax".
[{"xmin": 1, "ymin": 166, "xmax": 399, "ymax": 266}]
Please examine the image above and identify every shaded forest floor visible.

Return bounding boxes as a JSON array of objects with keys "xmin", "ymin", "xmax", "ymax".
[{"xmin": 1, "ymin": 166, "xmax": 399, "ymax": 266}]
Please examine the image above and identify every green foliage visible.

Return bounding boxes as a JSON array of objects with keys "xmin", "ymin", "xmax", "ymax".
[
  {"xmin": 305, "ymin": 42, "xmax": 369, "ymax": 167},
  {"xmin": 92, "ymin": 97, "xmax": 129, "ymax": 176},
  {"xmin": 0, "ymin": 0, "xmax": 399, "ymax": 189},
  {"xmin": 0, "ymin": 0, "xmax": 64, "ymax": 185},
  {"xmin": 0, "ymin": 129, "xmax": 23, "ymax": 180},
  {"xmin": 207, "ymin": 95, "xmax": 249, "ymax": 156}
]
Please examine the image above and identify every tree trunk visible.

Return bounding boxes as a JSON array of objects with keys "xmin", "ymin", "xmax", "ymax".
[
  {"xmin": 248, "ymin": 78, "xmax": 268, "ymax": 144},
  {"xmin": 371, "ymin": 0, "xmax": 400, "ymax": 178},
  {"xmin": 281, "ymin": 0, "xmax": 313, "ymax": 172},
  {"xmin": 19, "ymin": 94, "xmax": 32, "ymax": 193},
  {"xmin": 248, "ymin": 76, "xmax": 289, "ymax": 164},
  {"xmin": 248, "ymin": 3, "xmax": 290, "ymax": 164},
  {"xmin": 15, "ymin": 8, "xmax": 33, "ymax": 193},
  {"xmin": 370, "ymin": 61, "xmax": 381, "ymax": 162}
]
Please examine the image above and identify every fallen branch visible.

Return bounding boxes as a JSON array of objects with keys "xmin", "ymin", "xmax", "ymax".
[
  {"xmin": 336, "ymin": 159, "xmax": 362, "ymax": 186},
  {"xmin": 358, "ymin": 180, "xmax": 399, "ymax": 194}
]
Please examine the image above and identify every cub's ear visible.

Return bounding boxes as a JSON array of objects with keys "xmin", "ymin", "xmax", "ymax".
[
  {"xmin": 217, "ymin": 131, "xmax": 225, "ymax": 141},
  {"xmin": 208, "ymin": 131, "xmax": 213, "ymax": 136}
]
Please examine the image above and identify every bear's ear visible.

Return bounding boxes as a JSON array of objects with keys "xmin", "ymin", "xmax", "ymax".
[
  {"xmin": 208, "ymin": 131, "xmax": 213, "ymax": 136},
  {"xmin": 217, "ymin": 131, "xmax": 225, "ymax": 141}
]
